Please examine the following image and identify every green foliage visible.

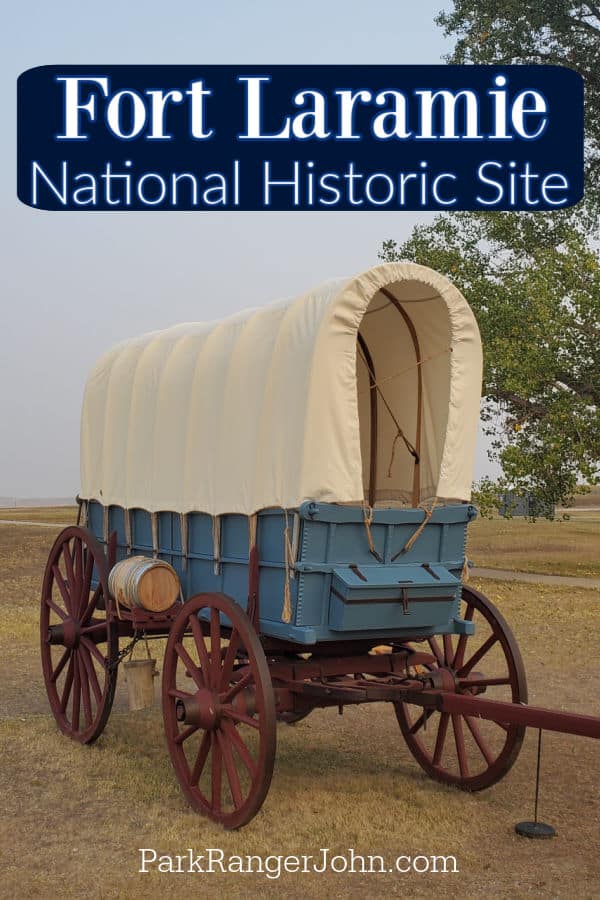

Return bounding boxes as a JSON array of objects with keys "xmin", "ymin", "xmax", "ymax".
[
  {"xmin": 436, "ymin": 0, "xmax": 600, "ymax": 211},
  {"xmin": 471, "ymin": 477, "xmax": 503, "ymax": 518},
  {"xmin": 380, "ymin": 211, "xmax": 600, "ymax": 510},
  {"xmin": 378, "ymin": 2, "xmax": 600, "ymax": 514}
]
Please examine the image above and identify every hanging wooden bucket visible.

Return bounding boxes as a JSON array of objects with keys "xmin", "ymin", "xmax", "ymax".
[
  {"xmin": 123, "ymin": 658, "xmax": 156, "ymax": 710},
  {"xmin": 108, "ymin": 556, "xmax": 180, "ymax": 613}
]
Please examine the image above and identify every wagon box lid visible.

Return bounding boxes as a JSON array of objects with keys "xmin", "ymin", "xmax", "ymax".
[
  {"xmin": 331, "ymin": 562, "xmax": 459, "ymax": 604},
  {"xmin": 80, "ymin": 262, "xmax": 482, "ymax": 515}
]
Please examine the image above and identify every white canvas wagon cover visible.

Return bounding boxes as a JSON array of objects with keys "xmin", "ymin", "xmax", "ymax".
[{"xmin": 80, "ymin": 262, "xmax": 483, "ymax": 515}]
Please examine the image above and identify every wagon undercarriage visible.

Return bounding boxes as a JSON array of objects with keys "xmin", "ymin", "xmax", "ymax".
[{"xmin": 41, "ymin": 524, "xmax": 600, "ymax": 830}]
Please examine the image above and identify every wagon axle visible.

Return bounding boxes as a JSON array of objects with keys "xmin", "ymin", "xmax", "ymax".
[{"xmin": 47, "ymin": 618, "xmax": 108, "ymax": 648}]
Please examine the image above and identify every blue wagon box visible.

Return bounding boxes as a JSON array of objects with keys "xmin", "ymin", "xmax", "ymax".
[{"xmin": 88, "ymin": 499, "xmax": 476, "ymax": 644}]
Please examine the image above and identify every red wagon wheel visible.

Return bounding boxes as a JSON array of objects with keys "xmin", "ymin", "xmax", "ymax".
[
  {"xmin": 395, "ymin": 585, "xmax": 527, "ymax": 791},
  {"xmin": 41, "ymin": 526, "xmax": 118, "ymax": 744},
  {"xmin": 162, "ymin": 593, "xmax": 276, "ymax": 829}
]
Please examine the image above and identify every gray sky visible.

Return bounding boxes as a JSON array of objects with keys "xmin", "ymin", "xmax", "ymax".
[{"xmin": 1, "ymin": 0, "xmax": 498, "ymax": 499}]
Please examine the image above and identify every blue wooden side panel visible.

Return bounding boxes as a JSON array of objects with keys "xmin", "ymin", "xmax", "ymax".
[{"xmin": 87, "ymin": 500, "xmax": 475, "ymax": 645}]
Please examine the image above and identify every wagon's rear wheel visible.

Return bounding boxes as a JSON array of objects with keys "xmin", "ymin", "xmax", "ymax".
[
  {"xmin": 162, "ymin": 593, "xmax": 276, "ymax": 829},
  {"xmin": 41, "ymin": 526, "xmax": 118, "ymax": 744},
  {"xmin": 395, "ymin": 585, "xmax": 527, "ymax": 791}
]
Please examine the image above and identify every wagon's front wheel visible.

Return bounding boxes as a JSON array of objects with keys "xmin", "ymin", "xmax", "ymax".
[
  {"xmin": 162, "ymin": 593, "xmax": 276, "ymax": 829},
  {"xmin": 395, "ymin": 585, "xmax": 527, "ymax": 791},
  {"xmin": 40, "ymin": 526, "xmax": 118, "ymax": 744}
]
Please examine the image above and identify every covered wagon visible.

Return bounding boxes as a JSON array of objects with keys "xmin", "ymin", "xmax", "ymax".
[{"xmin": 40, "ymin": 262, "xmax": 600, "ymax": 829}]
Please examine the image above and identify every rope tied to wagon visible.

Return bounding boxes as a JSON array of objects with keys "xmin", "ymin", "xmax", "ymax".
[
  {"xmin": 75, "ymin": 495, "xmax": 88, "ymax": 527},
  {"xmin": 212, "ymin": 516, "xmax": 222, "ymax": 576},
  {"xmin": 391, "ymin": 499, "xmax": 438, "ymax": 561},
  {"xmin": 461, "ymin": 556, "xmax": 470, "ymax": 583},
  {"xmin": 151, "ymin": 513, "xmax": 159, "ymax": 559},
  {"xmin": 180, "ymin": 513, "xmax": 188, "ymax": 572},
  {"xmin": 361, "ymin": 503, "xmax": 383, "ymax": 563},
  {"xmin": 124, "ymin": 509, "xmax": 133, "ymax": 556},
  {"xmin": 357, "ymin": 347, "xmax": 420, "ymax": 473},
  {"xmin": 282, "ymin": 513, "xmax": 295, "ymax": 623},
  {"xmin": 357, "ymin": 346, "xmax": 452, "ymax": 398}
]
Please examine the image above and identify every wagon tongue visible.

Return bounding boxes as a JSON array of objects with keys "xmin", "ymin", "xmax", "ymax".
[{"xmin": 431, "ymin": 691, "xmax": 600, "ymax": 740}]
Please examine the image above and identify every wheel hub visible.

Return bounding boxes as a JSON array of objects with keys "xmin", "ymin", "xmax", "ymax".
[
  {"xmin": 424, "ymin": 666, "xmax": 456, "ymax": 692},
  {"xmin": 176, "ymin": 689, "xmax": 221, "ymax": 730},
  {"xmin": 47, "ymin": 617, "xmax": 80, "ymax": 649}
]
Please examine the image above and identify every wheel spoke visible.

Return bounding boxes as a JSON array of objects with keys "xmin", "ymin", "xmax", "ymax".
[
  {"xmin": 78, "ymin": 653, "xmax": 92, "ymax": 727},
  {"xmin": 221, "ymin": 707, "xmax": 259, "ymax": 729},
  {"xmin": 174, "ymin": 642, "xmax": 204, "ymax": 691},
  {"xmin": 220, "ymin": 630, "xmax": 242, "ymax": 690},
  {"xmin": 217, "ymin": 729, "xmax": 243, "ymax": 808},
  {"xmin": 52, "ymin": 565, "xmax": 72, "ymax": 614},
  {"xmin": 45, "ymin": 595, "xmax": 67, "ymax": 621},
  {"xmin": 211, "ymin": 732, "xmax": 222, "ymax": 811},
  {"xmin": 79, "ymin": 643, "xmax": 103, "ymax": 705},
  {"xmin": 62, "ymin": 543, "xmax": 77, "ymax": 599},
  {"xmin": 427, "ymin": 636, "xmax": 443, "ymax": 666},
  {"xmin": 174, "ymin": 724, "xmax": 199, "ymax": 746},
  {"xmin": 452, "ymin": 715, "xmax": 469, "ymax": 777},
  {"xmin": 81, "ymin": 636, "xmax": 107, "ymax": 668},
  {"xmin": 73, "ymin": 538, "xmax": 84, "ymax": 599},
  {"xmin": 210, "ymin": 608, "xmax": 222, "ymax": 689},
  {"xmin": 189, "ymin": 614, "xmax": 210, "ymax": 678},
  {"xmin": 168, "ymin": 687, "xmax": 194, "ymax": 701},
  {"xmin": 432, "ymin": 712, "xmax": 450, "ymax": 766},
  {"xmin": 452, "ymin": 634, "xmax": 469, "ymax": 671},
  {"xmin": 465, "ymin": 716, "xmax": 495, "ymax": 766},
  {"xmin": 189, "ymin": 731, "xmax": 211, "ymax": 784},
  {"xmin": 60, "ymin": 656, "xmax": 75, "ymax": 713},
  {"xmin": 80, "ymin": 621, "xmax": 108, "ymax": 638},
  {"xmin": 81, "ymin": 585, "xmax": 102, "ymax": 625},
  {"xmin": 72, "ymin": 655, "xmax": 81, "ymax": 732},
  {"xmin": 453, "ymin": 603, "xmax": 475, "ymax": 669},
  {"xmin": 79, "ymin": 552, "xmax": 95, "ymax": 618},
  {"xmin": 220, "ymin": 669, "xmax": 253, "ymax": 704},
  {"xmin": 443, "ymin": 634, "xmax": 454, "ymax": 667},
  {"xmin": 408, "ymin": 707, "xmax": 435, "ymax": 735},
  {"xmin": 221, "ymin": 719, "xmax": 258, "ymax": 779},
  {"xmin": 50, "ymin": 648, "xmax": 70, "ymax": 683},
  {"xmin": 459, "ymin": 676, "xmax": 511, "ymax": 689},
  {"xmin": 457, "ymin": 633, "xmax": 498, "ymax": 678}
]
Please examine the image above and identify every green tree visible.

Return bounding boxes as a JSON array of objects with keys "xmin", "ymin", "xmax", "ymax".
[
  {"xmin": 380, "ymin": 211, "xmax": 600, "ymax": 509},
  {"xmin": 437, "ymin": 0, "xmax": 600, "ymax": 206},
  {"xmin": 380, "ymin": 2, "xmax": 600, "ymax": 511}
]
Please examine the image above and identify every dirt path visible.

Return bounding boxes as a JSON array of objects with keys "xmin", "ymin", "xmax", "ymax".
[
  {"xmin": 471, "ymin": 566, "xmax": 600, "ymax": 590},
  {"xmin": 0, "ymin": 519, "xmax": 65, "ymax": 528}
]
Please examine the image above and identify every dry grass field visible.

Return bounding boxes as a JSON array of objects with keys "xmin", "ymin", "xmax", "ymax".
[
  {"xmin": 467, "ymin": 513, "xmax": 600, "ymax": 578},
  {"xmin": 0, "ymin": 520, "xmax": 599, "ymax": 899},
  {"xmin": 0, "ymin": 506, "xmax": 77, "ymax": 524}
]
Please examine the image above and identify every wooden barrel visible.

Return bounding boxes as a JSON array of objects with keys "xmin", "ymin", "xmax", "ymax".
[{"xmin": 108, "ymin": 556, "xmax": 180, "ymax": 613}]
